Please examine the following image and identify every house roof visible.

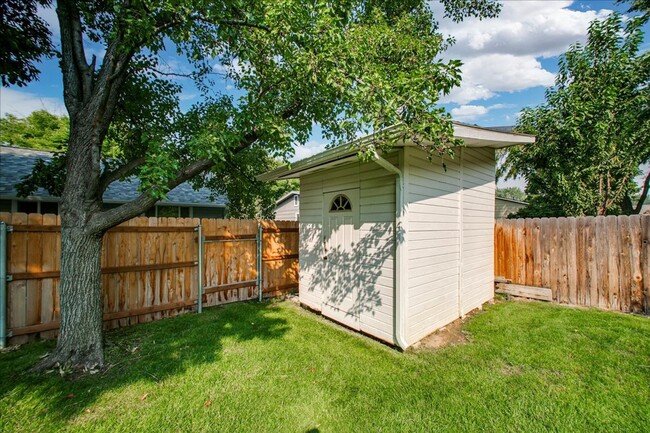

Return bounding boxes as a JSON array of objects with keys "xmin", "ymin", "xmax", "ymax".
[
  {"xmin": 495, "ymin": 197, "xmax": 528, "ymax": 205},
  {"xmin": 258, "ymin": 122, "xmax": 535, "ymax": 181},
  {"xmin": 0, "ymin": 145, "xmax": 227, "ymax": 206},
  {"xmin": 276, "ymin": 190, "xmax": 300, "ymax": 205}
]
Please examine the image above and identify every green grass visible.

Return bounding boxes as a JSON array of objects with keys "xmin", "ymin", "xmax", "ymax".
[{"xmin": 1, "ymin": 300, "xmax": 649, "ymax": 433}]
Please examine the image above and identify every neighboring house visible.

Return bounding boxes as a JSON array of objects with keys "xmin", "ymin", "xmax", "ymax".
[
  {"xmin": 0, "ymin": 145, "xmax": 227, "ymax": 218},
  {"xmin": 495, "ymin": 197, "xmax": 528, "ymax": 218},
  {"xmin": 259, "ymin": 122, "xmax": 534, "ymax": 349},
  {"xmin": 274, "ymin": 191, "xmax": 300, "ymax": 220}
]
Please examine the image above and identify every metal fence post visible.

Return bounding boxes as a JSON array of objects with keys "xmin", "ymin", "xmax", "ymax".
[
  {"xmin": 197, "ymin": 223, "xmax": 204, "ymax": 314},
  {"xmin": 257, "ymin": 223, "xmax": 263, "ymax": 302},
  {"xmin": 0, "ymin": 221, "xmax": 8, "ymax": 348}
]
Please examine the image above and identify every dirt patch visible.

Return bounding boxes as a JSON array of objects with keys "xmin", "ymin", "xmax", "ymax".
[
  {"xmin": 414, "ymin": 319, "xmax": 468, "ymax": 349},
  {"xmin": 412, "ymin": 311, "xmax": 480, "ymax": 350}
]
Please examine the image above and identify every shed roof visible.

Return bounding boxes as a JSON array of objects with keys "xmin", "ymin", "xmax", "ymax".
[
  {"xmin": 258, "ymin": 122, "xmax": 534, "ymax": 181},
  {"xmin": 0, "ymin": 145, "xmax": 227, "ymax": 206}
]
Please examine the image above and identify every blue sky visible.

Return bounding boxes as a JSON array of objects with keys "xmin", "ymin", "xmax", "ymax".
[{"xmin": 0, "ymin": 0, "xmax": 647, "ymax": 187}]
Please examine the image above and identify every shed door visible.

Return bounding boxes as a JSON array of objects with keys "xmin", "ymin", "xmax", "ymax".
[{"xmin": 322, "ymin": 189, "xmax": 360, "ymax": 330}]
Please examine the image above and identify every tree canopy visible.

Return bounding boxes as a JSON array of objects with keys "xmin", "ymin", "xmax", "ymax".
[
  {"xmin": 0, "ymin": 0, "xmax": 54, "ymax": 87},
  {"xmin": 500, "ymin": 13, "xmax": 650, "ymax": 217},
  {"xmin": 0, "ymin": 110, "xmax": 69, "ymax": 151},
  {"xmin": 16, "ymin": 0, "xmax": 502, "ymax": 369}
]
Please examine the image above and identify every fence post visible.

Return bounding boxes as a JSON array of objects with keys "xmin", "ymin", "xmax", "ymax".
[
  {"xmin": 197, "ymin": 223, "xmax": 204, "ymax": 314},
  {"xmin": 0, "ymin": 221, "xmax": 9, "ymax": 348},
  {"xmin": 257, "ymin": 222, "xmax": 263, "ymax": 302}
]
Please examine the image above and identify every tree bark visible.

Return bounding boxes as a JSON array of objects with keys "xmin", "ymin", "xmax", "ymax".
[{"xmin": 38, "ymin": 228, "xmax": 104, "ymax": 369}]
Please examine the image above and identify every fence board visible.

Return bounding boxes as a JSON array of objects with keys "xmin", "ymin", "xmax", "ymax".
[
  {"xmin": 606, "ymin": 216, "xmax": 620, "ymax": 311},
  {"xmin": 629, "ymin": 216, "xmax": 644, "ymax": 313},
  {"xmin": 549, "ymin": 218, "xmax": 559, "ymax": 301},
  {"xmin": 642, "ymin": 217, "xmax": 650, "ymax": 314},
  {"xmin": 1, "ymin": 213, "xmax": 299, "ymax": 343},
  {"xmin": 495, "ymin": 215, "xmax": 649, "ymax": 314},
  {"xmin": 618, "ymin": 216, "xmax": 632, "ymax": 313}
]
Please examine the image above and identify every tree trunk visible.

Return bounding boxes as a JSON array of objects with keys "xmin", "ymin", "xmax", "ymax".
[{"xmin": 38, "ymin": 226, "xmax": 105, "ymax": 370}]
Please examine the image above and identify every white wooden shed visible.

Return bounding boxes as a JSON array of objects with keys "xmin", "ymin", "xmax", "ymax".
[{"xmin": 259, "ymin": 123, "xmax": 534, "ymax": 348}]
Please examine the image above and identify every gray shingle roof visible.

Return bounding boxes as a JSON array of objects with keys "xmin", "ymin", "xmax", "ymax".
[{"xmin": 0, "ymin": 145, "xmax": 226, "ymax": 206}]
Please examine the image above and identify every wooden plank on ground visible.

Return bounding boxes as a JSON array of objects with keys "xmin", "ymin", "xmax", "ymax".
[{"xmin": 495, "ymin": 283, "xmax": 553, "ymax": 302}]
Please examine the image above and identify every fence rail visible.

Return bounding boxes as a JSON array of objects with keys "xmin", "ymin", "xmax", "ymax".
[
  {"xmin": 0, "ymin": 212, "xmax": 299, "ymax": 345},
  {"xmin": 495, "ymin": 215, "xmax": 650, "ymax": 314}
]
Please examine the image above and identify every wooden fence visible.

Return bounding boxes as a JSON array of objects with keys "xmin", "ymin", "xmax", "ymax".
[
  {"xmin": 0, "ymin": 213, "xmax": 299, "ymax": 344},
  {"xmin": 495, "ymin": 215, "xmax": 650, "ymax": 314}
]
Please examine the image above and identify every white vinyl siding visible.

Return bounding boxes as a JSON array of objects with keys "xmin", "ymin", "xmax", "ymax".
[
  {"xmin": 299, "ymin": 145, "xmax": 496, "ymax": 347},
  {"xmin": 298, "ymin": 154, "xmax": 397, "ymax": 344},
  {"xmin": 460, "ymin": 147, "xmax": 495, "ymax": 315},
  {"xmin": 405, "ymin": 146, "xmax": 461, "ymax": 344},
  {"xmin": 404, "ymin": 146, "xmax": 495, "ymax": 344},
  {"xmin": 298, "ymin": 175, "xmax": 324, "ymax": 311}
]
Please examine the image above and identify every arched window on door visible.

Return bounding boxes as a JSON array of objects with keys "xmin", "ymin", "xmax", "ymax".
[{"xmin": 330, "ymin": 194, "xmax": 352, "ymax": 212}]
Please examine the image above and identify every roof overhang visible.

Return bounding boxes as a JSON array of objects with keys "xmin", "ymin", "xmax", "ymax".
[{"xmin": 258, "ymin": 122, "xmax": 534, "ymax": 181}]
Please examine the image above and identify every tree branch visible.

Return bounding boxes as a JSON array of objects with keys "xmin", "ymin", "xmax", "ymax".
[
  {"xmin": 98, "ymin": 156, "xmax": 147, "ymax": 195},
  {"xmin": 88, "ymin": 158, "xmax": 214, "ymax": 234},
  {"xmin": 87, "ymin": 99, "xmax": 304, "ymax": 234},
  {"xmin": 56, "ymin": 1, "xmax": 86, "ymax": 116},
  {"xmin": 633, "ymin": 169, "xmax": 650, "ymax": 214},
  {"xmin": 68, "ymin": 8, "xmax": 93, "ymax": 102}
]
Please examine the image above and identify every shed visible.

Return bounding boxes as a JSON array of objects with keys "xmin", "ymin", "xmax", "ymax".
[{"xmin": 259, "ymin": 123, "xmax": 534, "ymax": 348}]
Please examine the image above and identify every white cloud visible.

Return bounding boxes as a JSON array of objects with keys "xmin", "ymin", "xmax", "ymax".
[
  {"xmin": 487, "ymin": 103, "xmax": 515, "ymax": 110},
  {"xmin": 450, "ymin": 102, "xmax": 514, "ymax": 122},
  {"xmin": 434, "ymin": 0, "xmax": 613, "ymax": 105},
  {"xmin": 0, "ymin": 88, "xmax": 66, "ymax": 117},
  {"xmin": 451, "ymin": 105, "xmax": 488, "ymax": 121},
  {"xmin": 291, "ymin": 140, "xmax": 328, "ymax": 162},
  {"xmin": 441, "ymin": 1, "xmax": 611, "ymax": 59},
  {"xmin": 442, "ymin": 54, "xmax": 556, "ymax": 104}
]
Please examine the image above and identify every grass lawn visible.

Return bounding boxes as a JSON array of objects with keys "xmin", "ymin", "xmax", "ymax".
[{"xmin": 1, "ymin": 300, "xmax": 649, "ymax": 433}]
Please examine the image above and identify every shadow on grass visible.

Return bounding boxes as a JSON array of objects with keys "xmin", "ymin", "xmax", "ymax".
[{"xmin": 0, "ymin": 301, "xmax": 289, "ymax": 425}]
